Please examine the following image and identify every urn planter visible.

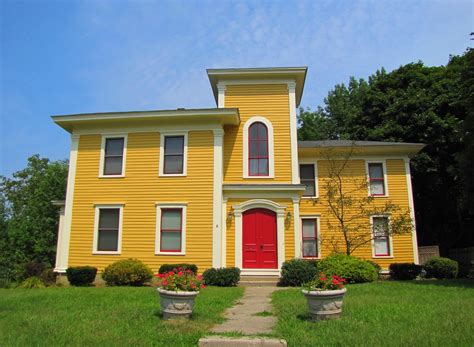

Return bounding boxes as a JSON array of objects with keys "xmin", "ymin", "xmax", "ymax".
[
  {"xmin": 157, "ymin": 288, "xmax": 199, "ymax": 319},
  {"xmin": 302, "ymin": 288, "xmax": 347, "ymax": 321}
]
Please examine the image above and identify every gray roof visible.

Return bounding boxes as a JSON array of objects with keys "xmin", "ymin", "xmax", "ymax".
[{"xmin": 298, "ymin": 140, "xmax": 425, "ymax": 148}]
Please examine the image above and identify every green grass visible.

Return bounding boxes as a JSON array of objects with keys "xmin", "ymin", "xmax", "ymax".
[
  {"xmin": 0, "ymin": 286, "xmax": 243, "ymax": 346},
  {"xmin": 272, "ymin": 280, "xmax": 474, "ymax": 347}
]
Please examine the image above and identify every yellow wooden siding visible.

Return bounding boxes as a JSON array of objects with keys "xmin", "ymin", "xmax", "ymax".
[
  {"xmin": 299, "ymin": 158, "xmax": 415, "ymax": 269},
  {"xmin": 69, "ymin": 131, "xmax": 214, "ymax": 272},
  {"xmin": 225, "ymin": 198, "xmax": 294, "ymax": 267},
  {"xmin": 223, "ymin": 84, "xmax": 292, "ymax": 183}
]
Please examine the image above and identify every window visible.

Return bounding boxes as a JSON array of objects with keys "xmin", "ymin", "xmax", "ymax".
[
  {"xmin": 300, "ymin": 164, "xmax": 316, "ymax": 197},
  {"xmin": 93, "ymin": 206, "xmax": 122, "ymax": 254},
  {"xmin": 156, "ymin": 204, "xmax": 186, "ymax": 255},
  {"xmin": 368, "ymin": 162, "xmax": 386, "ymax": 196},
  {"xmin": 302, "ymin": 218, "xmax": 318, "ymax": 258},
  {"xmin": 248, "ymin": 122, "xmax": 269, "ymax": 176},
  {"xmin": 372, "ymin": 216, "xmax": 391, "ymax": 257},
  {"xmin": 164, "ymin": 136, "xmax": 185, "ymax": 174},
  {"xmin": 103, "ymin": 137, "xmax": 125, "ymax": 176}
]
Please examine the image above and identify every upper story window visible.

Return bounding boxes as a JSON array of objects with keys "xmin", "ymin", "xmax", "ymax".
[
  {"xmin": 368, "ymin": 162, "xmax": 387, "ymax": 196},
  {"xmin": 300, "ymin": 164, "xmax": 317, "ymax": 197},
  {"xmin": 160, "ymin": 133, "xmax": 188, "ymax": 176},
  {"xmin": 249, "ymin": 122, "xmax": 269, "ymax": 176},
  {"xmin": 372, "ymin": 216, "xmax": 391, "ymax": 257},
  {"xmin": 100, "ymin": 135, "xmax": 126, "ymax": 177}
]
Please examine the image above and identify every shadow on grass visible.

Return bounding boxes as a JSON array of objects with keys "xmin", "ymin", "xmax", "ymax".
[
  {"xmin": 407, "ymin": 279, "xmax": 474, "ymax": 288},
  {"xmin": 296, "ymin": 313, "xmax": 312, "ymax": 322}
]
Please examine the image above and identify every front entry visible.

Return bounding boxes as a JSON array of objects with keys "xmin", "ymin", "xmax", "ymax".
[{"xmin": 242, "ymin": 208, "xmax": 277, "ymax": 269}]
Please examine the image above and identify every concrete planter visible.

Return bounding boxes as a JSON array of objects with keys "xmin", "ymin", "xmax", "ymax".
[
  {"xmin": 157, "ymin": 288, "xmax": 199, "ymax": 319},
  {"xmin": 302, "ymin": 288, "xmax": 347, "ymax": 321}
]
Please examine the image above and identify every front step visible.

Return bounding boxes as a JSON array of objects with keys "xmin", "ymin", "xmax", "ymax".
[{"xmin": 239, "ymin": 276, "xmax": 280, "ymax": 287}]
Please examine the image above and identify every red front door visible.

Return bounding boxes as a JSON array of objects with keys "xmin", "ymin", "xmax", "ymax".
[{"xmin": 243, "ymin": 208, "xmax": 277, "ymax": 269}]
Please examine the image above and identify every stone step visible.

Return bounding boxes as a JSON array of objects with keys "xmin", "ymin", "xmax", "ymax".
[
  {"xmin": 239, "ymin": 276, "xmax": 280, "ymax": 287},
  {"xmin": 199, "ymin": 336, "xmax": 287, "ymax": 346}
]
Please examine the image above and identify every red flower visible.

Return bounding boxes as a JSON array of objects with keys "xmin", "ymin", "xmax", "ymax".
[
  {"xmin": 178, "ymin": 271, "xmax": 183, "ymax": 276},
  {"xmin": 168, "ymin": 271, "xmax": 174, "ymax": 275},
  {"xmin": 197, "ymin": 275, "xmax": 203, "ymax": 280},
  {"xmin": 201, "ymin": 284, "xmax": 205, "ymax": 289}
]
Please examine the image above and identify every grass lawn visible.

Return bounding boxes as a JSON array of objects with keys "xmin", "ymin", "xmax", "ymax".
[
  {"xmin": 0, "ymin": 286, "xmax": 243, "ymax": 346},
  {"xmin": 272, "ymin": 280, "xmax": 474, "ymax": 347}
]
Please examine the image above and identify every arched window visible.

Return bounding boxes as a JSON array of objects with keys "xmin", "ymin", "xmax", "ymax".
[{"xmin": 248, "ymin": 122, "xmax": 269, "ymax": 176}]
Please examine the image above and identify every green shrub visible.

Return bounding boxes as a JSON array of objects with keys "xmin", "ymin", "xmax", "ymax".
[
  {"xmin": 279, "ymin": 259, "xmax": 319, "ymax": 286},
  {"xmin": 40, "ymin": 268, "xmax": 57, "ymax": 285},
  {"xmin": 102, "ymin": 259, "xmax": 153, "ymax": 286},
  {"xmin": 158, "ymin": 263, "xmax": 198, "ymax": 275},
  {"xmin": 366, "ymin": 260, "xmax": 382, "ymax": 274},
  {"xmin": 202, "ymin": 267, "xmax": 240, "ymax": 287},
  {"xmin": 66, "ymin": 266, "xmax": 97, "ymax": 286},
  {"xmin": 318, "ymin": 254, "xmax": 378, "ymax": 283},
  {"xmin": 424, "ymin": 257, "xmax": 458, "ymax": 279},
  {"xmin": 19, "ymin": 276, "xmax": 45, "ymax": 289},
  {"xmin": 389, "ymin": 263, "xmax": 422, "ymax": 280},
  {"xmin": 23, "ymin": 261, "xmax": 47, "ymax": 279}
]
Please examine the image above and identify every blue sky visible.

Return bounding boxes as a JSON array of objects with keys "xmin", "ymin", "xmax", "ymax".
[{"xmin": 1, "ymin": 0, "xmax": 472, "ymax": 176}]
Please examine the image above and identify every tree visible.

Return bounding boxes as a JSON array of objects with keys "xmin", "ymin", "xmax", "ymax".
[
  {"xmin": 321, "ymin": 146, "xmax": 412, "ymax": 255},
  {"xmin": 0, "ymin": 155, "xmax": 68, "ymax": 280},
  {"xmin": 298, "ymin": 49, "xmax": 473, "ymax": 252}
]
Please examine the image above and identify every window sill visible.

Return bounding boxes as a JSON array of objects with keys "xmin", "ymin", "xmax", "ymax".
[
  {"xmin": 302, "ymin": 256, "xmax": 321, "ymax": 260},
  {"xmin": 243, "ymin": 175, "xmax": 275, "ymax": 179},
  {"xmin": 159, "ymin": 174, "xmax": 187, "ymax": 177},
  {"xmin": 301, "ymin": 196, "xmax": 318, "ymax": 199},
  {"xmin": 99, "ymin": 174, "xmax": 125, "ymax": 178},
  {"xmin": 372, "ymin": 255, "xmax": 394, "ymax": 259},
  {"xmin": 155, "ymin": 252, "xmax": 186, "ymax": 256},
  {"xmin": 93, "ymin": 251, "xmax": 121, "ymax": 255}
]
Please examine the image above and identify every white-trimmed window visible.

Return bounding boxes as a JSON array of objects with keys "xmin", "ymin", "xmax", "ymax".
[
  {"xmin": 159, "ymin": 133, "xmax": 188, "ymax": 176},
  {"xmin": 155, "ymin": 204, "xmax": 187, "ymax": 255},
  {"xmin": 99, "ymin": 135, "xmax": 127, "ymax": 177},
  {"xmin": 301, "ymin": 217, "xmax": 320, "ymax": 258},
  {"xmin": 299, "ymin": 163, "xmax": 318, "ymax": 198},
  {"xmin": 371, "ymin": 216, "xmax": 392, "ymax": 257},
  {"xmin": 243, "ymin": 117, "xmax": 274, "ymax": 178},
  {"xmin": 93, "ymin": 205, "xmax": 123, "ymax": 254},
  {"xmin": 367, "ymin": 161, "xmax": 388, "ymax": 197}
]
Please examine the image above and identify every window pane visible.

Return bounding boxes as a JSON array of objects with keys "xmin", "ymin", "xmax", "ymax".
[
  {"xmin": 300, "ymin": 164, "xmax": 315, "ymax": 179},
  {"xmin": 373, "ymin": 217, "xmax": 388, "ymax": 236},
  {"xmin": 303, "ymin": 240, "xmax": 317, "ymax": 257},
  {"xmin": 104, "ymin": 157, "xmax": 123, "ymax": 175},
  {"xmin": 374, "ymin": 238, "xmax": 389, "ymax": 255},
  {"xmin": 302, "ymin": 219, "xmax": 316, "ymax": 237},
  {"xmin": 258, "ymin": 141, "xmax": 268, "ymax": 156},
  {"xmin": 162, "ymin": 209, "xmax": 182, "ymax": 230},
  {"xmin": 250, "ymin": 141, "xmax": 258, "ymax": 157},
  {"xmin": 99, "ymin": 209, "xmax": 120, "ymax": 229},
  {"xmin": 249, "ymin": 159, "xmax": 259, "ymax": 175},
  {"xmin": 249, "ymin": 124, "xmax": 259, "ymax": 140},
  {"xmin": 164, "ymin": 136, "xmax": 184, "ymax": 155},
  {"xmin": 161, "ymin": 231, "xmax": 181, "ymax": 251},
  {"xmin": 302, "ymin": 180, "xmax": 315, "ymax": 197},
  {"xmin": 258, "ymin": 159, "xmax": 268, "ymax": 175},
  {"xmin": 369, "ymin": 164, "xmax": 384, "ymax": 179},
  {"xmin": 105, "ymin": 138, "xmax": 124, "ymax": 156},
  {"xmin": 164, "ymin": 155, "xmax": 183, "ymax": 174},
  {"xmin": 370, "ymin": 181, "xmax": 385, "ymax": 195},
  {"xmin": 98, "ymin": 230, "xmax": 118, "ymax": 251},
  {"xmin": 257, "ymin": 123, "xmax": 267, "ymax": 139}
]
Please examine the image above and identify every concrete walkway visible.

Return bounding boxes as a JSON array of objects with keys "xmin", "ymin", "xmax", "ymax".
[{"xmin": 211, "ymin": 286, "xmax": 279, "ymax": 335}]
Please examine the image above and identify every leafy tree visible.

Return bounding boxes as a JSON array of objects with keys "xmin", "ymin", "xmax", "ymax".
[
  {"xmin": 0, "ymin": 155, "xmax": 68, "ymax": 279},
  {"xmin": 298, "ymin": 49, "xmax": 473, "ymax": 252}
]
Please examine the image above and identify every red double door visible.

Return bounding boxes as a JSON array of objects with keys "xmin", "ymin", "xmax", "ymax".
[{"xmin": 243, "ymin": 208, "xmax": 277, "ymax": 269}]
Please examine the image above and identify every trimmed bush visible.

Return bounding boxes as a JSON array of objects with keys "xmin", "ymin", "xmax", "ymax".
[
  {"xmin": 318, "ymin": 254, "xmax": 378, "ymax": 283},
  {"xmin": 158, "ymin": 263, "xmax": 198, "ymax": 275},
  {"xmin": 279, "ymin": 259, "xmax": 319, "ymax": 286},
  {"xmin": 102, "ymin": 259, "xmax": 153, "ymax": 286},
  {"xmin": 202, "ymin": 267, "xmax": 240, "ymax": 287},
  {"xmin": 424, "ymin": 257, "xmax": 458, "ymax": 279},
  {"xmin": 389, "ymin": 263, "xmax": 422, "ymax": 280},
  {"xmin": 19, "ymin": 277, "xmax": 45, "ymax": 289},
  {"xmin": 66, "ymin": 266, "xmax": 97, "ymax": 286}
]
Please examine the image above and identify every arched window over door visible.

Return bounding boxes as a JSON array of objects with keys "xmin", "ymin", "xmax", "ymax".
[{"xmin": 248, "ymin": 122, "xmax": 269, "ymax": 176}]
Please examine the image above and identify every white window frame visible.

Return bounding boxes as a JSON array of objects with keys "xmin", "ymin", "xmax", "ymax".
[
  {"xmin": 92, "ymin": 204, "xmax": 124, "ymax": 255},
  {"xmin": 99, "ymin": 134, "xmax": 127, "ymax": 178},
  {"xmin": 370, "ymin": 215, "xmax": 394, "ymax": 258},
  {"xmin": 243, "ymin": 116, "xmax": 275, "ymax": 179},
  {"xmin": 299, "ymin": 161, "xmax": 318, "ymax": 198},
  {"xmin": 300, "ymin": 215, "xmax": 321, "ymax": 259},
  {"xmin": 159, "ymin": 132, "xmax": 188, "ymax": 177},
  {"xmin": 155, "ymin": 203, "xmax": 187, "ymax": 255},
  {"xmin": 366, "ymin": 160, "xmax": 389, "ymax": 197}
]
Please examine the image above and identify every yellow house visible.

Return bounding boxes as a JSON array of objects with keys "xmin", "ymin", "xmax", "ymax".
[{"xmin": 52, "ymin": 67, "xmax": 423, "ymax": 277}]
